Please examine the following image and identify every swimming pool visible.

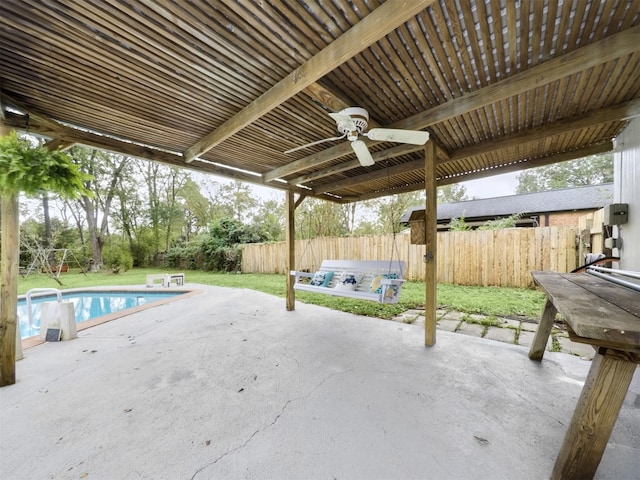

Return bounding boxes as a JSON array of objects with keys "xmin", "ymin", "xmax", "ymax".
[{"xmin": 18, "ymin": 290, "xmax": 185, "ymax": 339}]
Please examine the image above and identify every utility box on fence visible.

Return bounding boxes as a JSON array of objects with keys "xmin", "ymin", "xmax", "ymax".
[{"xmin": 39, "ymin": 301, "xmax": 77, "ymax": 341}]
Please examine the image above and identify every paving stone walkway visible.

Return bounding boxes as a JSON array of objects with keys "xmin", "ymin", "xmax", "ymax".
[{"xmin": 390, "ymin": 308, "xmax": 595, "ymax": 360}]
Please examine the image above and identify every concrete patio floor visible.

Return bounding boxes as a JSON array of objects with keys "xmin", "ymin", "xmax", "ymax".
[{"xmin": 1, "ymin": 284, "xmax": 639, "ymax": 480}]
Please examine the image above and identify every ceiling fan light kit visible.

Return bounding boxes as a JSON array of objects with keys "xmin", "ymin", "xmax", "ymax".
[{"xmin": 286, "ymin": 107, "xmax": 430, "ymax": 167}]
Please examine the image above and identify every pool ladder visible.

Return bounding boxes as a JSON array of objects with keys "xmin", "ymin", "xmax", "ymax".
[{"xmin": 25, "ymin": 288, "xmax": 62, "ymax": 331}]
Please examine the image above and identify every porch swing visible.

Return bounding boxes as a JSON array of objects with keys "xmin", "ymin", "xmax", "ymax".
[{"xmin": 290, "ymin": 166, "xmax": 406, "ymax": 304}]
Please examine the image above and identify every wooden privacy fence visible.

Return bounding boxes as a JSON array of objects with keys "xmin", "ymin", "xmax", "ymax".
[{"xmin": 241, "ymin": 226, "xmax": 578, "ymax": 289}]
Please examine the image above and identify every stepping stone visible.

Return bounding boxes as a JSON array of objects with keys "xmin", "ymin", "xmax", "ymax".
[{"xmin": 483, "ymin": 327, "xmax": 517, "ymax": 343}]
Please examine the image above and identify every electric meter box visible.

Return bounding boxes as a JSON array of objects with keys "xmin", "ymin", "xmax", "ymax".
[{"xmin": 604, "ymin": 203, "xmax": 629, "ymax": 225}]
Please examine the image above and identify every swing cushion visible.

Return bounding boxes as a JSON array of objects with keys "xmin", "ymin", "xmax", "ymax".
[
  {"xmin": 334, "ymin": 272, "xmax": 360, "ymax": 291},
  {"xmin": 310, "ymin": 270, "xmax": 333, "ymax": 287},
  {"xmin": 370, "ymin": 273, "xmax": 400, "ymax": 297}
]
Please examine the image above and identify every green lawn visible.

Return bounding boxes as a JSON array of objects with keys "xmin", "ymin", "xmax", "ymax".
[{"xmin": 18, "ymin": 268, "xmax": 546, "ymax": 320}]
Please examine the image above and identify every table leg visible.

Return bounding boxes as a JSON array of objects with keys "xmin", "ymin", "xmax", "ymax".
[
  {"xmin": 529, "ymin": 297, "xmax": 556, "ymax": 361},
  {"xmin": 551, "ymin": 348, "xmax": 638, "ymax": 480}
]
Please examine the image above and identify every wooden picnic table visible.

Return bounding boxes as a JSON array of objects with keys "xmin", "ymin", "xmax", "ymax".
[{"xmin": 529, "ymin": 271, "xmax": 640, "ymax": 480}]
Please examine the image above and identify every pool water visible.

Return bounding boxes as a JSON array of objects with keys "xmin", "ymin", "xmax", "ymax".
[{"xmin": 18, "ymin": 291, "xmax": 183, "ymax": 339}]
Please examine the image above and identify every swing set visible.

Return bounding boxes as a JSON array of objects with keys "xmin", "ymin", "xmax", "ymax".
[{"xmin": 19, "ymin": 238, "xmax": 86, "ymax": 284}]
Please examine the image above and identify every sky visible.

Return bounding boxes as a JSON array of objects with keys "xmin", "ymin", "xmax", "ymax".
[
  {"xmin": 205, "ymin": 169, "xmax": 523, "ymax": 204},
  {"xmin": 459, "ymin": 171, "xmax": 520, "ymax": 199}
]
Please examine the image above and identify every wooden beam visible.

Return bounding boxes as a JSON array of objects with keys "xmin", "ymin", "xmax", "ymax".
[
  {"xmin": 424, "ymin": 141, "xmax": 437, "ymax": 347},
  {"xmin": 294, "ymin": 194, "xmax": 307, "ymax": 210},
  {"xmin": 265, "ymin": 25, "xmax": 640, "ymax": 181},
  {"xmin": 2, "ymin": 111, "xmax": 320, "ymax": 197},
  {"xmin": 349, "ymin": 142, "xmax": 613, "ymax": 202},
  {"xmin": 302, "ymin": 83, "xmax": 358, "ymax": 117},
  {"xmin": 300, "ymin": 140, "xmax": 450, "ymax": 190},
  {"xmin": 392, "ymin": 25, "xmax": 640, "ymax": 131},
  {"xmin": 285, "ymin": 190, "xmax": 296, "ymax": 311},
  {"xmin": 440, "ymin": 142, "xmax": 614, "ymax": 186},
  {"xmin": 290, "ymin": 144, "xmax": 421, "ymax": 185},
  {"xmin": 43, "ymin": 138, "xmax": 75, "ymax": 151},
  {"xmin": 183, "ymin": 0, "xmax": 438, "ymax": 162},
  {"xmin": 313, "ymin": 158, "xmax": 424, "ymax": 195},
  {"xmin": 307, "ymin": 99, "xmax": 633, "ymax": 197},
  {"xmin": 443, "ymin": 99, "xmax": 640, "ymax": 165}
]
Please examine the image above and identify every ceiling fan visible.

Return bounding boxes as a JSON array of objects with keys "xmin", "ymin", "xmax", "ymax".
[{"xmin": 285, "ymin": 107, "xmax": 430, "ymax": 166}]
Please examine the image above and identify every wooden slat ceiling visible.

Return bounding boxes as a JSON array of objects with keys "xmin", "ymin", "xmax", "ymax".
[{"xmin": 1, "ymin": 0, "xmax": 639, "ymax": 203}]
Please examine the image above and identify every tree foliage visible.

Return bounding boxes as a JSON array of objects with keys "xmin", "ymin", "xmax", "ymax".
[
  {"xmin": 437, "ymin": 184, "xmax": 469, "ymax": 203},
  {"xmin": 477, "ymin": 212, "xmax": 523, "ymax": 230},
  {"xmin": 516, "ymin": 153, "xmax": 613, "ymax": 194},
  {"xmin": 0, "ymin": 132, "xmax": 91, "ymax": 197},
  {"xmin": 65, "ymin": 146, "xmax": 128, "ymax": 270},
  {"xmin": 449, "ymin": 216, "xmax": 472, "ymax": 231},
  {"xmin": 165, "ymin": 217, "xmax": 270, "ymax": 272},
  {"xmin": 295, "ymin": 198, "xmax": 351, "ymax": 239},
  {"xmin": 355, "ymin": 191, "xmax": 425, "ymax": 235}
]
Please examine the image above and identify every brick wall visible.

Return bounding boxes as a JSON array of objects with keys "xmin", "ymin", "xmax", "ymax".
[{"xmin": 547, "ymin": 210, "xmax": 592, "ymax": 227}]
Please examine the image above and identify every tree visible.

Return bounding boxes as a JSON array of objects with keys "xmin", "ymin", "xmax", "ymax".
[
  {"xmin": 516, "ymin": 153, "xmax": 613, "ymax": 194},
  {"xmin": 437, "ymin": 184, "xmax": 469, "ymax": 203},
  {"xmin": 251, "ymin": 198, "xmax": 284, "ymax": 241},
  {"xmin": 296, "ymin": 198, "xmax": 351, "ymax": 239},
  {"xmin": 0, "ymin": 131, "xmax": 90, "ymax": 386},
  {"xmin": 356, "ymin": 191, "xmax": 425, "ymax": 235},
  {"xmin": 178, "ymin": 178, "xmax": 212, "ymax": 242},
  {"xmin": 66, "ymin": 147, "xmax": 129, "ymax": 271},
  {"xmin": 214, "ymin": 181, "xmax": 259, "ymax": 222}
]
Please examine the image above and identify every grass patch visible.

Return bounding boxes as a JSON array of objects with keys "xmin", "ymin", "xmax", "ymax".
[{"xmin": 18, "ymin": 268, "xmax": 546, "ymax": 321}]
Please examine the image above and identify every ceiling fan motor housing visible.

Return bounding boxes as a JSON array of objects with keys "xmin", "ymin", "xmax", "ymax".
[{"xmin": 335, "ymin": 107, "xmax": 369, "ymax": 140}]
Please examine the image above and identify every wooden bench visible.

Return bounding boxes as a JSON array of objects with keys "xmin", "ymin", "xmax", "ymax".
[
  {"xmin": 291, "ymin": 260, "xmax": 405, "ymax": 304},
  {"xmin": 41, "ymin": 264, "xmax": 68, "ymax": 274}
]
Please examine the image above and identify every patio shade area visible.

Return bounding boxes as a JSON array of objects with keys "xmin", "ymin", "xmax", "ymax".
[
  {"xmin": 1, "ymin": 285, "xmax": 639, "ymax": 479},
  {"xmin": 1, "ymin": 1, "xmax": 639, "ymax": 201}
]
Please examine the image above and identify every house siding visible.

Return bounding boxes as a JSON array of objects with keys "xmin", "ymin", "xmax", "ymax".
[{"xmin": 614, "ymin": 117, "xmax": 640, "ymax": 271}]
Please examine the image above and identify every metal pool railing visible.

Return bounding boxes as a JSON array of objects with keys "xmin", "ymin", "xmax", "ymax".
[{"xmin": 25, "ymin": 288, "xmax": 62, "ymax": 331}]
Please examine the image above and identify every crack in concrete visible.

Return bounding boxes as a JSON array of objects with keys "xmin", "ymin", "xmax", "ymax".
[
  {"xmin": 190, "ymin": 399, "xmax": 292, "ymax": 480},
  {"xmin": 190, "ymin": 368, "xmax": 353, "ymax": 479}
]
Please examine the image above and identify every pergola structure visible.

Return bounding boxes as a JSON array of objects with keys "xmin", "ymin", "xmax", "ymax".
[{"xmin": 2, "ymin": 0, "xmax": 639, "ymax": 346}]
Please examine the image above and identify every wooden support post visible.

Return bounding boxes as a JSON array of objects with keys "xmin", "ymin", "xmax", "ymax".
[
  {"xmin": 424, "ymin": 141, "xmax": 437, "ymax": 346},
  {"xmin": 551, "ymin": 348, "xmax": 639, "ymax": 479},
  {"xmin": 529, "ymin": 298, "xmax": 557, "ymax": 361},
  {"xmin": 0, "ymin": 193, "xmax": 19, "ymax": 382},
  {"xmin": 1, "ymin": 121, "xmax": 22, "ymax": 384},
  {"xmin": 285, "ymin": 190, "xmax": 296, "ymax": 311}
]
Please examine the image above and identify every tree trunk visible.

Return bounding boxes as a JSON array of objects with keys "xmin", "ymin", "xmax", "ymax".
[{"xmin": 0, "ymin": 192, "xmax": 20, "ymax": 386}]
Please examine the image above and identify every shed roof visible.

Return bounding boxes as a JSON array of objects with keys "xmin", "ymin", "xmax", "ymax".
[
  {"xmin": 401, "ymin": 183, "xmax": 614, "ymax": 223},
  {"xmin": 1, "ymin": 1, "xmax": 639, "ymax": 203}
]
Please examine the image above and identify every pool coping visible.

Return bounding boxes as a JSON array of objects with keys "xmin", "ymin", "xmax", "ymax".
[{"xmin": 20, "ymin": 286, "xmax": 203, "ymax": 350}]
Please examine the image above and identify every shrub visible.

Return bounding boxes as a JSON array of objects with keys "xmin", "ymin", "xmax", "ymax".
[{"xmin": 102, "ymin": 244, "xmax": 134, "ymax": 273}]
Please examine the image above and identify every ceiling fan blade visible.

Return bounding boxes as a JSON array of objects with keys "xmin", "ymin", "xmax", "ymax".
[
  {"xmin": 351, "ymin": 140, "xmax": 375, "ymax": 166},
  {"xmin": 366, "ymin": 128, "xmax": 430, "ymax": 145},
  {"xmin": 284, "ymin": 134, "xmax": 346, "ymax": 154}
]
